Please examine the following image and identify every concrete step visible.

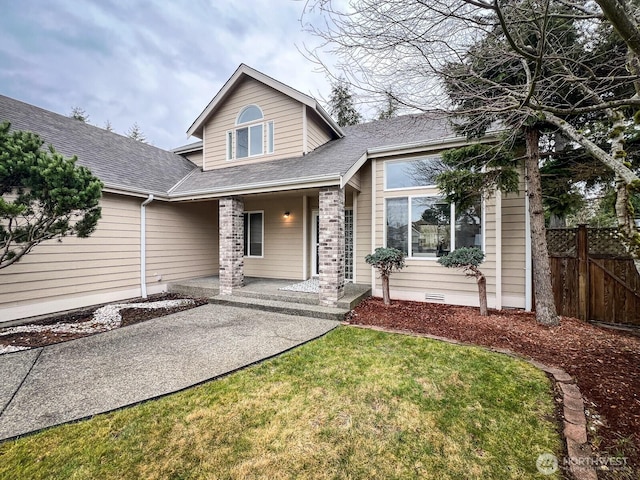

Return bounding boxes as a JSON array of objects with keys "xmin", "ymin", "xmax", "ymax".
[
  {"xmin": 209, "ymin": 295, "xmax": 349, "ymax": 321},
  {"xmin": 167, "ymin": 284, "xmax": 219, "ymax": 298},
  {"xmin": 232, "ymin": 289, "xmax": 319, "ymax": 306}
]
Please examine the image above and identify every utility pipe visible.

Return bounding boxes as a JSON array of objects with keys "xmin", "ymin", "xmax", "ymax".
[
  {"xmin": 140, "ymin": 194, "xmax": 154, "ymax": 298},
  {"xmin": 524, "ymin": 177, "xmax": 533, "ymax": 311}
]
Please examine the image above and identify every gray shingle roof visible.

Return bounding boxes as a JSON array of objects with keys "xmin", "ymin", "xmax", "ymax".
[
  {"xmin": 0, "ymin": 94, "xmax": 197, "ymax": 195},
  {"xmin": 171, "ymin": 113, "xmax": 457, "ymax": 196},
  {"xmin": 1, "ymin": 93, "xmax": 458, "ymax": 198}
]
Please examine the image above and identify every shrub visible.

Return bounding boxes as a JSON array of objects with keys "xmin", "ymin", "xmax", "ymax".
[
  {"xmin": 365, "ymin": 247, "xmax": 406, "ymax": 305},
  {"xmin": 437, "ymin": 247, "xmax": 488, "ymax": 316}
]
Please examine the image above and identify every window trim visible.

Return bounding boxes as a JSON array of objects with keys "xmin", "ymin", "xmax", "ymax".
[
  {"xmin": 236, "ymin": 104, "xmax": 264, "ymax": 125},
  {"xmin": 384, "ymin": 194, "xmax": 483, "ymax": 260},
  {"xmin": 226, "ymin": 130, "xmax": 233, "ymax": 160},
  {"xmin": 227, "ymin": 105, "xmax": 274, "ymax": 161},
  {"xmin": 383, "ymin": 156, "xmax": 441, "ymax": 191},
  {"xmin": 243, "ymin": 210, "xmax": 264, "ymax": 259},
  {"xmin": 267, "ymin": 120, "xmax": 274, "ymax": 154}
]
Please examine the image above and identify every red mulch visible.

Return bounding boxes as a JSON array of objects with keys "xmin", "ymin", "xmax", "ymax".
[
  {"xmin": 347, "ymin": 298, "xmax": 640, "ymax": 476},
  {"xmin": 0, "ymin": 293, "xmax": 208, "ymax": 349}
]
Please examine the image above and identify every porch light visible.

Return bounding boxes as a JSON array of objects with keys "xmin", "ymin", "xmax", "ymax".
[{"xmin": 283, "ymin": 211, "xmax": 290, "ymax": 218}]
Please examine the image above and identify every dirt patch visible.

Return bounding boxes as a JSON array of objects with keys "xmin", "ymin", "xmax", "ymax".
[
  {"xmin": 0, "ymin": 293, "xmax": 208, "ymax": 350},
  {"xmin": 347, "ymin": 298, "xmax": 640, "ymax": 477}
]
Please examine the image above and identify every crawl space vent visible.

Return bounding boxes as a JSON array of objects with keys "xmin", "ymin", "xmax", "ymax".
[{"xmin": 425, "ymin": 293, "xmax": 445, "ymax": 302}]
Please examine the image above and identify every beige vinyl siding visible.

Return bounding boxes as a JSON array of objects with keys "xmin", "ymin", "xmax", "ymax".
[
  {"xmin": 184, "ymin": 151, "xmax": 203, "ymax": 168},
  {"xmin": 0, "ymin": 193, "xmax": 141, "ymax": 311},
  {"xmin": 373, "ymin": 158, "xmax": 498, "ymax": 304},
  {"xmin": 203, "ymin": 77, "xmax": 303, "ymax": 170},
  {"xmin": 0, "ymin": 194, "xmax": 220, "ymax": 322},
  {"xmin": 145, "ymin": 200, "xmax": 218, "ymax": 285},
  {"xmin": 307, "ymin": 109, "xmax": 333, "ymax": 151},
  {"xmin": 243, "ymin": 196, "xmax": 304, "ymax": 280},
  {"xmin": 355, "ymin": 163, "xmax": 373, "ymax": 284},
  {"xmin": 501, "ymin": 171, "xmax": 527, "ymax": 305}
]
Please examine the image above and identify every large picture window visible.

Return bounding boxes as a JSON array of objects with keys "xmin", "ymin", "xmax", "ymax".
[
  {"xmin": 385, "ymin": 196, "xmax": 482, "ymax": 258},
  {"xmin": 227, "ymin": 105, "xmax": 274, "ymax": 160},
  {"xmin": 243, "ymin": 211, "xmax": 263, "ymax": 257},
  {"xmin": 384, "ymin": 156, "xmax": 444, "ymax": 190}
]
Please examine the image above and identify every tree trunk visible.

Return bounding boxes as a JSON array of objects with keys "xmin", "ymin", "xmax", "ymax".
[
  {"xmin": 382, "ymin": 274, "xmax": 391, "ymax": 305},
  {"xmin": 615, "ymin": 175, "xmax": 635, "ymax": 236},
  {"xmin": 476, "ymin": 273, "xmax": 488, "ymax": 316},
  {"xmin": 524, "ymin": 127, "xmax": 560, "ymax": 326}
]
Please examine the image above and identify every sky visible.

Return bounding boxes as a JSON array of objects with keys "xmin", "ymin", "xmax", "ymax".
[{"xmin": 0, "ymin": 0, "xmax": 338, "ymax": 149}]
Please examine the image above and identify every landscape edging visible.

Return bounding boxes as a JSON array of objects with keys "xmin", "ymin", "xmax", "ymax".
[{"xmin": 344, "ymin": 322, "xmax": 598, "ymax": 480}]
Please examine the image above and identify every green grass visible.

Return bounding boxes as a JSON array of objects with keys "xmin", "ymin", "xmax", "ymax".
[{"xmin": 0, "ymin": 327, "xmax": 561, "ymax": 479}]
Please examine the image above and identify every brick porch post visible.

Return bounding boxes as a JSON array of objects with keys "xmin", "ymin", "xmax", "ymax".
[
  {"xmin": 318, "ymin": 186, "xmax": 345, "ymax": 307},
  {"xmin": 219, "ymin": 196, "xmax": 244, "ymax": 295}
]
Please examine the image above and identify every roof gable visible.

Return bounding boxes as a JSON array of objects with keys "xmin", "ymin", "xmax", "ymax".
[{"xmin": 187, "ymin": 64, "xmax": 343, "ymax": 139}]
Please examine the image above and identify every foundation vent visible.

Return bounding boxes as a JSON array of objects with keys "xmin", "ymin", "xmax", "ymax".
[{"xmin": 425, "ymin": 293, "xmax": 445, "ymax": 302}]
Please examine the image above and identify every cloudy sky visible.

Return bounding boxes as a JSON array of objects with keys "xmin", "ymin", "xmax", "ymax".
[{"xmin": 0, "ymin": 0, "xmax": 338, "ymax": 149}]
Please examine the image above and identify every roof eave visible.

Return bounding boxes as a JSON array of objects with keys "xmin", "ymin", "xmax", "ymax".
[
  {"xmin": 169, "ymin": 173, "xmax": 342, "ymax": 201},
  {"xmin": 102, "ymin": 184, "xmax": 170, "ymax": 200},
  {"xmin": 366, "ymin": 132, "xmax": 502, "ymax": 158},
  {"xmin": 339, "ymin": 130, "xmax": 504, "ymax": 188}
]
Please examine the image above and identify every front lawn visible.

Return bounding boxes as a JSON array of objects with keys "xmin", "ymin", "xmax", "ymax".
[{"xmin": 0, "ymin": 327, "xmax": 560, "ymax": 479}]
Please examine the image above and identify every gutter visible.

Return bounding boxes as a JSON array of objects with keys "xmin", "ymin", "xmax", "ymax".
[{"xmin": 140, "ymin": 194, "xmax": 154, "ymax": 298}]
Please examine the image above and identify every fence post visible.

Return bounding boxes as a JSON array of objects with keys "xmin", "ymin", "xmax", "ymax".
[{"xmin": 577, "ymin": 224, "xmax": 589, "ymax": 321}]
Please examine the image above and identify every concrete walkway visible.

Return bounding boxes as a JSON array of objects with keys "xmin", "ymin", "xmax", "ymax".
[{"xmin": 0, "ymin": 304, "xmax": 338, "ymax": 441}]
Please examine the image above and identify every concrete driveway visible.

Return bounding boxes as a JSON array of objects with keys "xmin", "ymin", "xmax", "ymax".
[{"xmin": 0, "ymin": 304, "xmax": 338, "ymax": 441}]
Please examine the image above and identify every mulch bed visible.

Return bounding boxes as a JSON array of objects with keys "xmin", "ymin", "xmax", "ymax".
[
  {"xmin": 0, "ymin": 293, "xmax": 208, "ymax": 349},
  {"xmin": 347, "ymin": 298, "xmax": 640, "ymax": 476}
]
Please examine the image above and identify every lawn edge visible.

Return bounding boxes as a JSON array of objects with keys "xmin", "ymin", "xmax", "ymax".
[
  {"xmin": 0, "ymin": 322, "xmax": 340, "ymax": 444},
  {"xmin": 343, "ymin": 322, "xmax": 597, "ymax": 480}
]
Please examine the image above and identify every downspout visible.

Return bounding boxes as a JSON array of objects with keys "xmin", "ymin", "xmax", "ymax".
[
  {"xmin": 524, "ymin": 177, "xmax": 533, "ymax": 311},
  {"xmin": 140, "ymin": 194, "xmax": 154, "ymax": 299}
]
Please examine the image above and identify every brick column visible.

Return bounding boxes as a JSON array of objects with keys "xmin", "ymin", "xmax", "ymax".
[
  {"xmin": 319, "ymin": 186, "xmax": 345, "ymax": 306},
  {"xmin": 219, "ymin": 197, "xmax": 244, "ymax": 295}
]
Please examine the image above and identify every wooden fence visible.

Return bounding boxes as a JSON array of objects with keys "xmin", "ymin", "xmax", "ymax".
[{"xmin": 546, "ymin": 226, "xmax": 640, "ymax": 326}]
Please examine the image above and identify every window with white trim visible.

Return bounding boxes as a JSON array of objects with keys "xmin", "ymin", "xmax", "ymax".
[
  {"xmin": 384, "ymin": 156, "xmax": 444, "ymax": 190},
  {"xmin": 385, "ymin": 196, "xmax": 482, "ymax": 258},
  {"xmin": 243, "ymin": 211, "xmax": 264, "ymax": 257},
  {"xmin": 226, "ymin": 105, "xmax": 274, "ymax": 160}
]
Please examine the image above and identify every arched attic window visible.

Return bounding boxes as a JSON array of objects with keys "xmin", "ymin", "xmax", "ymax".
[
  {"xmin": 237, "ymin": 105, "xmax": 263, "ymax": 124},
  {"xmin": 227, "ymin": 105, "xmax": 274, "ymax": 160}
]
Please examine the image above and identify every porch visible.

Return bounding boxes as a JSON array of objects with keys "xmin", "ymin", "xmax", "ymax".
[{"xmin": 168, "ymin": 276, "xmax": 371, "ymax": 321}]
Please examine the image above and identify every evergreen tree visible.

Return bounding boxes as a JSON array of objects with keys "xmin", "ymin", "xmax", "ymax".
[
  {"xmin": 377, "ymin": 91, "xmax": 399, "ymax": 120},
  {"xmin": 0, "ymin": 122, "xmax": 103, "ymax": 269},
  {"xmin": 328, "ymin": 79, "xmax": 362, "ymax": 127},
  {"xmin": 70, "ymin": 107, "xmax": 89, "ymax": 123},
  {"xmin": 126, "ymin": 122, "xmax": 147, "ymax": 143}
]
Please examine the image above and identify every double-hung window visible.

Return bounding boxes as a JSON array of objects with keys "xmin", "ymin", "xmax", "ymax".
[
  {"xmin": 243, "ymin": 211, "xmax": 264, "ymax": 257},
  {"xmin": 227, "ymin": 105, "xmax": 274, "ymax": 160}
]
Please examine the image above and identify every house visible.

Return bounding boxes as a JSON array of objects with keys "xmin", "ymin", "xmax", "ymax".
[{"xmin": 0, "ymin": 64, "xmax": 530, "ymax": 323}]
